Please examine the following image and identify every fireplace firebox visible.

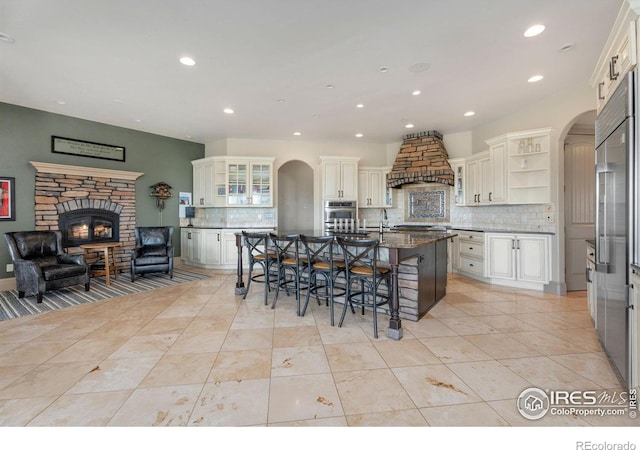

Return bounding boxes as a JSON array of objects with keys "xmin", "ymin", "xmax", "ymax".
[{"xmin": 59, "ymin": 209, "xmax": 120, "ymax": 248}]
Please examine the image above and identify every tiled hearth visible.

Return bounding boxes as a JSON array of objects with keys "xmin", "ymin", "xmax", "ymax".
[{"xmin": 30, "ymin": 162, "xmax": 143, "ymax": 267}]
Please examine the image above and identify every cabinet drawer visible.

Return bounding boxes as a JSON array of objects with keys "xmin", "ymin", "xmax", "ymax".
[
  {"xmin": 459, "ymin": 242, "xmax": 484, "ymax": 259},
  {"xmin": 457, "ymin": 231, "xmax": 483, "ymax": 242},
  {"xmin": 459, "ymin": 256, "xmax": 484, "ymax": 276}
]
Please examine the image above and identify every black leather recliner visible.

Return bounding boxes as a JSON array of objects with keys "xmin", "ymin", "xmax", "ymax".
[
  {"xmin": 4, "ymin": 230, "xmax": 90, "ymax": 303},
  {"xmin": 130, "ymin": 226, "xmax": 174, "ymax": 282}
]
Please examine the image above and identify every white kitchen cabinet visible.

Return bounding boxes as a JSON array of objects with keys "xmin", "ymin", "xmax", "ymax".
[
  {"xmin": 452, "ymin": 230, "xmax": 485, "ymax": 279},
  {"xmin": 449, "ymin": 158, "xmax": 466, "ymax": 206},
  {"xmin": 486, "ymin": 233, "xmax": 550, "ymax": 289},
  {"xmin": 358, "ymin": 166, "xmax": 392, "ymax": 208},
  {"xmin": 192, "ymin": 159, "xmax": 216, "ymax": 207},
  {"xmin": 181, "ymin": 228, "xmax": 221, "ymax": 266},
  {"xmin": 505, "ymin": 128, "xmax": 551, "ymax": 204},
  {"xmin": 181, "ymin": 228, "xmax": 202, "ymax": 264},
  {"xmin": 226, "ymin": 158, "xmax": 274, "ymax": 207},
  {"xmin": 465, "ymin": 153, "xmax": 491, "ymax": 205},
  {"xmin": 593, "ymin": 19, "xmax": 637, "ymax": 113},
  {"xmin": 202, "ymin": 229, "xmax": 222, "ymax": 265},
  {"xmin": 320, "ymin": 156, "xmax": 359, "ymax": 200},
  {"xmin": 486, "ymin": 139, "xmax": 507, "ymax": 204},
  {"xmin": 191, "ymin": 156, "xmax": 274, "ymax": 207},
  {"xmin": 182, "ymin": 227, "xmax": 273, "ymax": 269}
]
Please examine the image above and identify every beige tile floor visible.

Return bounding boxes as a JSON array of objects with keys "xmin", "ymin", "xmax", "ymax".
[{"xmin": 0, "ymin": 266, "xmax": 636, "ymax": 428}]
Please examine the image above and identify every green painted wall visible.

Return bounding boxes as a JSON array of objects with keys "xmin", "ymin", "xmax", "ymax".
[{"xmin": 0, "ymin": 102, "xmax": 204, "ymax": 279}]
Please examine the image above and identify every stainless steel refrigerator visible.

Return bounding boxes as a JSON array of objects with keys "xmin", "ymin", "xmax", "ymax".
[{"xmin": 594, "ymin": 68, "xmax": 636, "ymax": 388}]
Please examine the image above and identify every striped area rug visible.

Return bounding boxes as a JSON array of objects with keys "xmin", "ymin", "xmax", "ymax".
[{"xmin": 0, "ymin": 269, "xmax": 210, "ymax": 321}]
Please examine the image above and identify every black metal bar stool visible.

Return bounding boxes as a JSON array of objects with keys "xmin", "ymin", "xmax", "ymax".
[
  {"xmin": 269, "ymin": 233, "xmax": 307, "ymax": 314},
  {"xmin": 336, "ymin": 236, "xmax": 391, "ymax": 338},
  {"xmin": 299, "ymin": 234, "xmax": 346, "ymax": 325},
  {"xmin": 242, "ymin": 231, "xmax": 277, "ymax": 305}
]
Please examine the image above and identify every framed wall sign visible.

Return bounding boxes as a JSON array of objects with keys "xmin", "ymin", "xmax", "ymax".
[
  {"xmin": 52, "ymin": 136, "xmax": 126, "ymax": 162},
  {"xmin": 0, "ymin": 177, "xmax": 16, "ymax": 221}
]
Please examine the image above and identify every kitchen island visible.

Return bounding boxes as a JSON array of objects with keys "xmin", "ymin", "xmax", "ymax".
[{"xmin": 234, "ymin": 229, "xmax": 454, "ymax": 340}]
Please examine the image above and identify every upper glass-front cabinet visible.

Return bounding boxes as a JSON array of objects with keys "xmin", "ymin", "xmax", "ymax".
[
  {"xmin": 226, "ymin": 159, "xmax": 273, "ymax": 207},
  {"xmin": 227, "ymin": 162, "xmax": 248, "ymax": 205},
  {"xmin": 251, "ymin": 164, "xmax": 272, "ymax": 206}
]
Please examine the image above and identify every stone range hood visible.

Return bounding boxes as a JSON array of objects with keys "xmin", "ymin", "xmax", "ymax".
[{"xmin": 387, "ymin": 130, "xmax": 455, "ymax": 188}]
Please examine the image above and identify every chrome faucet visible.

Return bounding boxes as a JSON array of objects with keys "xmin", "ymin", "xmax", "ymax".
[{"xmin": 379, "ymin": 208, "xmax": 388, "ymax": 232}]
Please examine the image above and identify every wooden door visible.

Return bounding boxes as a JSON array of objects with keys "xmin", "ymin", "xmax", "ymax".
[{"xmin": 564, "ymin": 134, "xmax": 595, "ymax": 291}]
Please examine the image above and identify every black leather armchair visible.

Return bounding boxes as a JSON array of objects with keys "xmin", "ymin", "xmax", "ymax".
[
  {"xmin": 4, "ymin": 230, "xmax": 90, "ymax": 303},
  {"xmin": 130, "ymin": 226, "xmax": 174, "ymax": 281}
]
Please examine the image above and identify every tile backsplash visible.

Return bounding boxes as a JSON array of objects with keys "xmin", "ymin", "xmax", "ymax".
[{"xmin": 359, "ymin": 185, "xmax": 555, "ymax": 233}]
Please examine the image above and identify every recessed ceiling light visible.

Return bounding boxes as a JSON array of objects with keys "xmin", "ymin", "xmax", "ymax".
[
  {"xmin": 0, "ymin": 32, "xmax": 15, "ymax": 43},
  {"xmin": 326, "ymin": 84, "xmax": 335, "ymax": 89},
  {"xmin": 355, "ymin": 133, "xmax": 363, "ymax": 138},
  {"xmin": 464, "ymin": 111, "xmax": 475, "ymax": 117},
  {"xmin": 412, "ymin": 90, "xmax": 421, "ymax": 96},
  {"xmin": 528, "ymin": 75, "xmax": 544, "ymax": 83},
  {"xmin": 356, "ymin": 104, "xmax": 364, "ymax": 108},
  {"xmin": 312, "ymin": 114, "xmax": 319, "ymax": 118},
  {"xmin": 135, "ymin": 119, "xmax": 142, "ymax": 123},
  {"xmin": 113, "ymin": 98, "xmax": 125, "ymax": 104},
  {"xmin": 276, "ymin": 98, "xmax": 285, "ymax": 103},
  {"xmin": 379, "ymin": 67, "xmax": 389, "ymax": 73},
  {"xmin": 179, "ymin": 56, "xmax": 196, "ymax": 66},
  {"xmin": 56, "ymin": 100, "xmax": 66, "ymax": 105},
  {"xmin": 524, "ymin": 24, "xmax": 545, "ymax": 37},
  {"xmin": 223, "ymin": 108, "xmax": 234, "ymax": 114},
  {"xmin": 405, "ymin": 123, "xmax": 414, "ymax": 129},
  {"xmin": 293, "ymin": 132, "xmax": 301, "ymax": 136}
]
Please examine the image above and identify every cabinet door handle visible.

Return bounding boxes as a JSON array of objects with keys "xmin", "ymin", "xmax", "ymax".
[
  {"xmin": 516, "ymin": 239, "xmax": 520, "ymax": 250},
  {"xmin": 512, "ymin": 239, "xmax": 515, "ymax": 250},
  {"xmin": 598, "ymin": 82, "xmax": 605, "ymax": 100},
  {"xmin": 188, "ymin": 232, "xmax": 192, "ymax": 239},
  {"xmin": 489, "ymin": 192, "xmax": 492, "ymax": 202},
  {"xmin": 586, "ymin": 267, "xmax": 592, "ymax": 283},
  {"xmin": 469, "ymin": 247, "xmax": 474, "ymax": 250},
  {"xmin": 217, "ymin": 234, "xmax": 220, "ymax": 242},
  {"xmin": 609, "ymin": 55, "xmax": 619, "ymax": 81}
]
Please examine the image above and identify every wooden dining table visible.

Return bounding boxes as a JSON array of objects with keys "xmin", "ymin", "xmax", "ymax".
[{"xmin": 234, "ymin": 228, "xmax": 454, "ymax": 340}]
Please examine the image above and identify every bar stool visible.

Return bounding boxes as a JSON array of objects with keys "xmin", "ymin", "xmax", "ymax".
[
  {"xmin": 299, "ymin": 234, "xmax": 346, "ymax": 325},
  {"xmin": 269, "ymin": 233, "xmax": 307, "ymax": 314},
  {"xmin": 336, "ymin": 236, "xmax": 391, "ymax": 338},
  {"xmin": 242, "ymin": 231, "xmax": 277, "ymax": 305}
]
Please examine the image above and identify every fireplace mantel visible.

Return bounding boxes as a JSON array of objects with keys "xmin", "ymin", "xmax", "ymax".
[{"xmin": 30, "ymin": 161, "xmax": 143, "ymax": 180}]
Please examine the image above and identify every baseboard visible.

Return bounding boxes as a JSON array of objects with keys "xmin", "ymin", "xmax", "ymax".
[
  {"xmin": 544, "ymin": 281, "xmax": 567, "ymax": 296},
  {"xmin": 0, "ymin": 277, "xmax": 16, "ymax": 291}
]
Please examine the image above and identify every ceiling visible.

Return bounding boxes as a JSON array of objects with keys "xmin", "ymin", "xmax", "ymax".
[{"xmin": 0, "ymin": 0, "xmax": 622, "ymax": 145}]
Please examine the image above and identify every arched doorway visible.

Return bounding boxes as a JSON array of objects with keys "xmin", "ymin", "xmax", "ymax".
[
  {"xmin": 278, "ymin": 160, "xmax": 314, "ymax": 230},
  {"xmin": 564, "ymin": 110, "xmax": 596, "ymax": 291}
]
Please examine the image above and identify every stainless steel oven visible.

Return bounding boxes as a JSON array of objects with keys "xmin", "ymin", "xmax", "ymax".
[{"xmin": 323, "ymin": 200, "xmax": 357, "ymax": 228}]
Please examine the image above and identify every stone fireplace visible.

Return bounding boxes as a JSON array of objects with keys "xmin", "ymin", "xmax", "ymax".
[{"xmin": 30, "ymin": 162, "xmax": 143, "ymax": 269}]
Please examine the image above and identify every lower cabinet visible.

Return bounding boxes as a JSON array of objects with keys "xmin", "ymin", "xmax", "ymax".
[
  {"xmin": 181, "ymin": 227, "xmax": 272, "ymax": 269},
  {"xmin": 486, "ymin": 233, "xmax": 550, "ymax": 289},
  {"xmin": 452, "ymin": 230, "xmax": 485, "ymax": 279}
]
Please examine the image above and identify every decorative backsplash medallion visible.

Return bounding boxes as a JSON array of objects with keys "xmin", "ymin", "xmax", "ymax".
[{"xmin": 405, "ymin": 185, "xmax": 449, "ymax": 222}]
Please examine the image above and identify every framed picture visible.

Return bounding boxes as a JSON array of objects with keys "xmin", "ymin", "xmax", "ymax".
[
  {"xmin": 178, "ymin": 192, "xmax": 192, "ymax": 218},
  {"xmin": 0, "ymin": 177, "xmax": 16, "ymax": 221},
  {"xmin": 52, "ymin": 136, "xmax": 126, "ymax": 162}
]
